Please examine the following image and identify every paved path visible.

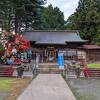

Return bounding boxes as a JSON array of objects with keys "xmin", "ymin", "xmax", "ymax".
[{"xmin": 17, "ymin": 74, "xmax": 76, "ymax": 100}]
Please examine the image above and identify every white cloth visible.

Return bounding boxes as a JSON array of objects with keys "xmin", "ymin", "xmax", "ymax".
[
  {"xmin": 21, "ymin": 53, "xmax": 24, "ymax": 62},
  {"xmin": 12, "ymin": 48, "xmax": 17, "ymax": 54}
]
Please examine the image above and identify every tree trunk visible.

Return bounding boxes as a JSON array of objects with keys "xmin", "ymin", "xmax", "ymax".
[{"xmin": 15, "ymin": 12, "xmax": 19, "ymax": 33}]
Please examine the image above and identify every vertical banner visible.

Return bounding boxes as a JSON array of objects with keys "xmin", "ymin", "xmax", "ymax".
[{"xmin": 58, "ymin": 51, "xmax": 64, "ymax": 69}]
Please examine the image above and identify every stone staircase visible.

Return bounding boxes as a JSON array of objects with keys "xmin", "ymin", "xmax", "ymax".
[
  {"xmin": 0, "ymin": 66, "xmax": 14, "ymax": 77},
  {"xmin": 37, "ymin": 63, "xmax": 63, "ymax": 74}
]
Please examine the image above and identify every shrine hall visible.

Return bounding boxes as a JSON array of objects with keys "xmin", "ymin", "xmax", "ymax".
[{"xmin": 24, "ymin": 30, "xmax": 87, "ymax": 62}]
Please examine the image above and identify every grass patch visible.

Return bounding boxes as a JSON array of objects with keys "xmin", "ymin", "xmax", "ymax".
[
  {"xmin": 87, "ymin": 63, "xmax": 100, "ymax": 68},
  {"xmin": 0, "ymin": 78, "xmax": 15, "ymax": 92}
]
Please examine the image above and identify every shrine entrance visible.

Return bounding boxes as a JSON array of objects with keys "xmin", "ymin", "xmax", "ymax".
[
  {"xmin": 41, "ymin": 47, "xmax": 58, "ymax": 63},
  {"xmin": 32, "ymin": 47, "xmax": 58, "ymax": 63}
]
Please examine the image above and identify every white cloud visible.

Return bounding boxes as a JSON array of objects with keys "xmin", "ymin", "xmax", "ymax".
[{"xmin": 45, "ymin": 0, "xmax": 79, "ymax": 20}]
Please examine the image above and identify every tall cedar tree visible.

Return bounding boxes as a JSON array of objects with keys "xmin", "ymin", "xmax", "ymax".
[
  {"xmin": 41, "ymin": 5, "xmax": 65, "ymax": 30},
  {"xmin": 65, "ymin": 0, "xmax": 100, "ymax": 44},
  {"xmin": 0, "ymin": 0, "xmax": 46, "ymax": 33}
]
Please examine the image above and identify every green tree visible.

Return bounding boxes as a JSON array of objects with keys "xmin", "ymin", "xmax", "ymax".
[
  {"xmin": 0, "ymin": 0, "xmax": 46, "ymax": 33},
  {"xmin": 0, "ymin": 0, "xmax": 14, "ymax": 32},
  {"xmin": 64, "ymin": 14, "xmax": 77, "ymax": 30},
  {"xmin": 92, "ymin": 34, "xmax": 100, "ymax": 45},
  {"xmin": 66, "ymin": 0, "xmax": 100, "ymax": 43},
  {"xmin": 42, "ymin": 5, "xmax": 65, "ymax": 30}
]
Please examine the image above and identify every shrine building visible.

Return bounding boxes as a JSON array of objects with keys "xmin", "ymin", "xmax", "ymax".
[{"xmin": 24, "ymin": 30, "xmax": 88, "ymax": 63}]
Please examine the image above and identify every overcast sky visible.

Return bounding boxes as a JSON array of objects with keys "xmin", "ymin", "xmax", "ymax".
[{"xmin": 45, "ymin": 0, "xmax": 79, "ymax": 20}]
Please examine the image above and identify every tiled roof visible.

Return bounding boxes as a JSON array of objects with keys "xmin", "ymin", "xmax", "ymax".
[{"xmin": 24, "ymin": 31, "xmax": 87, "ymax": 45}]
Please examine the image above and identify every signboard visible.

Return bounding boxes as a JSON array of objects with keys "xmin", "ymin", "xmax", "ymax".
[{"xmin": 58, "ymin": 52, "xmax": 64, "ymax": 69}]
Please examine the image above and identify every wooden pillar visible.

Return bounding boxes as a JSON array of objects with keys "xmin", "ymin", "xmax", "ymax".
[
  {"xmin": 76, "ymin": 49, "xmax": 78, "ymax": 61},
  {"xmin": 42, "ymin": 49, "xmax": 44, "ymax": 63},
  {"xmin": 54, "ymin": 49, "xmax": 57, "ymax": 62},
  {"xmin": 87, "ymin": 50, "xmax": 89, "ymax": 63},
  {"xmin": 94, "ymin": 50, "xmax": 96, "ymax": 62}
]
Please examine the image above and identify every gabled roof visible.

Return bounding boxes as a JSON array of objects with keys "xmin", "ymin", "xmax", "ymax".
[{"xmin": 24, "ymin": 30, "xmax": 87, "ymax": 45}]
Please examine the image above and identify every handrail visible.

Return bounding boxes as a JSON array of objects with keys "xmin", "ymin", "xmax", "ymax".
[{"xmin": 32, "ymin": 63, "xmax": 38, "ymax": 75}]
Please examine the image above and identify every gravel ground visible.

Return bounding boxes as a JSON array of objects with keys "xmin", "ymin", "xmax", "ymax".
[
  {"xmin": 67, "ymin": 78, "xmax": 100, "ymax": 100},
  {"xmin": 0, "ymin": 92, "xmax": 9, "ymax": 100}
]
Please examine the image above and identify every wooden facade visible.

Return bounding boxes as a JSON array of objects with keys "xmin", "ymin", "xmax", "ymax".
[
  {"xmin": 78, "ymin": 45, "xmax": 100, "ymax": 62},
  {"xmin": 31, "ymin": 47, "xmax": 81, "ymax": 63}
]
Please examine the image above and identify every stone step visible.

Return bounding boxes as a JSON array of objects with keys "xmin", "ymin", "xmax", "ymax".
[
  {"xmin": 39, "ymin": 65, "xmax": 58, "ymax": 69},
  {"xmin": 37, "ymin": 68, "xmax": 61, "ymax": 72},
  {"xmin": 39, "ymin": 64, "xmax": 58, "ymax": 68},
  {"xmin": 37, "ymin": 67, "xmax": 63, "ymax": 74},
  {"xmin": 37, "ymin": 70, "xmax": 63, "ymax": 74},
  {"xmin": 38, "ymin": 67, "xmax": 59, "ymax": 70},
  {"xmin": 37, "ymin": 63, "xmax": 62, "ymax": 74},
  {"xmin": 39, "ymin": 63, "xmax": 58, "ymax": 65}
]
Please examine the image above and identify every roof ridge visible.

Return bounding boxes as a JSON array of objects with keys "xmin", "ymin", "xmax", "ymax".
[{"xmin": 25, "ymin": 30, "xmax": 79, "ymax": 32}]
